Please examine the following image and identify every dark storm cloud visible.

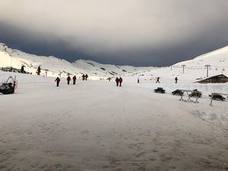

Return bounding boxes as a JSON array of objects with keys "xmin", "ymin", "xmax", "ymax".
[
  {"xmin": 0, "ymin": 0, "xmax": 227, "ymax": 66},
  {"xmin": 0, "ymin": 22, "xmax": 88, "ymax": 61}
]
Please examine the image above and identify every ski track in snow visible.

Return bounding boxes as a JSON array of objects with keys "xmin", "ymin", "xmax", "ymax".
[{"xmin": 0, "ymin": 75, "xmax": 228, "ymax": 170}]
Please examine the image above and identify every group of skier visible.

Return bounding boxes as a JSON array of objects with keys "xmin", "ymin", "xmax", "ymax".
[
  {"xmin": 55, "ymin": 75, "xmax": 124, "ymax": 87},
  {"xmin": 22, "ymin": 64, "xmax": 179, "ymax": 87},
  {"xmin": 66, "ymin": 75, "xmax": 77, "ymax": 85},
  {"xmin": 21, "ymin": 65, "xmax": 179, "ymax": 86},
  {"xmin": 55, "ymin": 75, "xmax": 77, "ymax": 87}
]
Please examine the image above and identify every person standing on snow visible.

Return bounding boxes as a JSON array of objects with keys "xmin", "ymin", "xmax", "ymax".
[
  {"xmin": 175, "ymin": 77, "xmax": 178, "ymax": 84},
  {"xmin": 55, "ymin": 77, "xmax": 61, "ymax": 87},
  {"xmin": 37, "ymin": 66, "xmax": 41, "ymax": 75},
  {"xmin": 85, "ymin": 74, "xmax": 88, "ymax": 81},
  {"xmin": 21, "ymin": 65, "xmax": 25, "ymax": 73},
  {"xmin": 115, "ymin": 77, "xmax": 119, "ymax": 87},
  {"xmin": 73, "ymin": 75, "xmax": 77, "ymax": 85},
  {"xmin": 119, "ymin": 77, "xmax": 123, "ymax": 87},
  {"xmin": 67, "ymin": 76, "xmax": 71, "ymax": 85},
  {"xmin": 82, "ymin": 74, "xmax": 86, "ymax": 81},
  {"xmin": 156, "ymin": 77, "xmax": 160, "ymax": 83}
]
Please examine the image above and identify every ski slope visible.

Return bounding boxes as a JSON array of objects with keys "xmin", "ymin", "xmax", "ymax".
[
  {"xmin": 0, "ymin": 72, "xmax": 228, "ymax": 170},
  {"xmin": 132, "ymin": 46, "xmax": 228, "ymax": 83},
  {"xmin": 176, "ymin": 46, "xmax": 228, "ymax": 69}
]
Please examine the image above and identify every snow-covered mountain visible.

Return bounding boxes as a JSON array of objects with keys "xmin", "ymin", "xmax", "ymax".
[
  {"xmin": 0, "ymin": 42, "xmax": 228, "ymax": 81},
  {"xmin": 175, "ymin": 46, "xmax": 228, "ymax": 69},
  {"xmin": 168, "ymin": 46, "xmax": 228, "ymax": 81},
  {"xmin": 0, "ymin": 43, "xmax": 152, "ymax": 79}
]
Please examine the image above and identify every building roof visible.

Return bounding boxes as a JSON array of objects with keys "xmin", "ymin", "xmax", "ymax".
[{"xmin": 197, "ymin": 74, "xmax": 228, "ymax": 83}]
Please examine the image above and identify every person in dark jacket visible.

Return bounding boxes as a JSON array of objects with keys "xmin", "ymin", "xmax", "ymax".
[
  {"xmin": 67, "ymin": 76, "xmax": 71, "ymax": 85},
  {"xmin": 37, "ymin": 66, "xmax": 41, "ymax": 75},
  {"xmin": 82, "ymin": 74, "xmax": 85, "ymax": 81},
  {"xmin": 175, "ymin": 77, "xmax": 178, "ymax": 84},
  {"xmin": 73, "ymin": 75, "xmax": 77, "ymax": 85},
  {"xmin": 115, "ymin": 77, "xmax": 119, "ymax": 87},
  {"xmin": 119, "ymin": 77, "xmax": 123, "ymax": 87},
  {"xmin": 55, "ymin": 77, "xmax": 60, "ymax": 87},
  {"xmin": 156, "ymin": 77, "xmax": 160, "ymax": 83},
  {"xmin": 85, "ymin": 74, "xmax": 88, "ymax": 80},
  {"xmin": 21, "ymin": 65, "xmax": 25, "ymax": 73}
]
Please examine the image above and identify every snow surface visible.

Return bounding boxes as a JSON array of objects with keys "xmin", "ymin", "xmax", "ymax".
[
  {"xmin": 0, "ymin": 71, "xmax": 228, "ymax": 170},
  {"xmin": 1, "ymin": 44, "xmax": 228, "ymax": 170}
]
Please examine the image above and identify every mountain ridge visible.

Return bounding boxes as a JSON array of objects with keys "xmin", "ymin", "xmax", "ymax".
[{"xmin": 1, "ymin": 42, "xmax": 228, "ymax": 79}]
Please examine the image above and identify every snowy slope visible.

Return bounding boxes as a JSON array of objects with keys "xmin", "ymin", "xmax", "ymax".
[
  {"xmin": 175, "ymin": 46, "xmax": 228, "ymax": 68},
  {"xmin": 1, "ymin": 71, "xmax": 228, "ymax": 170},
  {"xmin": 1, "ymin": 42, "xmax": 228, "ymax": 82},
  {"xmin": 171, "ymin": 46, "xmax": 228, "ymax": 81},
  {"xmin": 134, "ymin": 46, "xmax": 228, "ymax": 83},
  {"xmin": 0, "ymin": 43, "xmax": 87, "ymax": 78},
  {"xmin": 0, "ymin": 43, "xmax": 152, "ymax": 79},
  {"xmin": 73, "ymin": 59, "xmax": 152, "ymax": 77}
]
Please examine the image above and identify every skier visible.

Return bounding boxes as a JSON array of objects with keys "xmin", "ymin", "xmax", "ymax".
[
  {"xmin": 156, "ymin": 77, "xmax": 160, "ymax": 83},
  {"xmin": 85, "ymin": 74, "xmax": 88, "ymax": 81},
  {"xmin": 137, "ymin": 78, "xmax": 140, "ymax": 84},
  {"xmin": 73, "ymin": 75, "xmax": 77, "ymax": 85},
  {"xmin": 55, "ymin": 77, "xmax": 61, "ymax": 87},
  {"xmin": 67, "ymin": 76, "xmax": 71, "ymax": 85},
  {"xmin": 175, "ymin": 77, "xmax": 178, "ymax": 84},
  {"xmin": 37, "ymin": 66, "xmax": 41, "ymax": 75},
  {"xmin": 119, "ymin": 77, "xmax": 123, "ymax": 87},
  {"xmin": 115, "ymin": 77, "xmax": 119, "ymax": 87}
]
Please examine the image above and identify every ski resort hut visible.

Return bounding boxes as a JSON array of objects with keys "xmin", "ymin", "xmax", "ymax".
[{"xmin": 197, "ymin": 74, "xmax": 228, "ymax": 84}]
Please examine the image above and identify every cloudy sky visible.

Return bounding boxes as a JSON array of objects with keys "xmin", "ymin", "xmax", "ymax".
[{"xmin": 0, "ymin": 0, "xmax": 227, "ymax": 66}]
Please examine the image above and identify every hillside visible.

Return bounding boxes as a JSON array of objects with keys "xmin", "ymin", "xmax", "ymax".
[
  {"xmin": 0, "ymin": 43, "xmax": 152, "ymax": 79},
  {"xmin": 136, "ymin": 46, "xmax": 228, "ymax": 82},
  {"xmin": 175, "ymin": 46, "xmax": 228, "ymax": 69},
  {"xmin": 1, "ymin": 43, "xmax": 228, "ymax": 81}
]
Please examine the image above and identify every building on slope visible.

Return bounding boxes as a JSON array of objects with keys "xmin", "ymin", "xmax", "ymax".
[{"xmin": 197, "ymin": 74, "xmax": 228, "ymax": 84}]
